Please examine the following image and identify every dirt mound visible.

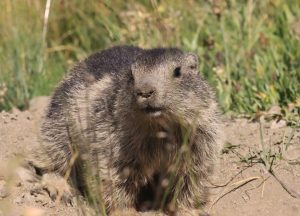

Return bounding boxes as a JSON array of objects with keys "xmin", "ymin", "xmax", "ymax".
[{"xmin": 0, "ymin": 97, "xmax": 299, "ymax": 216}]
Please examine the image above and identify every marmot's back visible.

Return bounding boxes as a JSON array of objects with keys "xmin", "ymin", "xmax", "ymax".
[
  {"xmin": 46, "ymin": 46, "xmax": 143, "ymax": 119},
  {"xmin": 84, "ymin": 45, "xmax": 143, "ymax": 79},
  {"xmin": 37, "ymin": 46, "xmax": 144, "ymax": 173}
]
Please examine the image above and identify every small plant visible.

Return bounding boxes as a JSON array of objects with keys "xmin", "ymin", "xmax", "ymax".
[{"xmin": 221, "ymin": 142, "xmax": 239, "ymax": 154}]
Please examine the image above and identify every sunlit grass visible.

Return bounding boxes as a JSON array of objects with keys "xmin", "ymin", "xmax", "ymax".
[{"xmin": 0, "ymin": 0, "xmax": 299, "ymax": 119}]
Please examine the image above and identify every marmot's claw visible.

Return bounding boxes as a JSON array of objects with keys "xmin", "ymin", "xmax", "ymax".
[{"xmin": 41, "ymin": 173, "xmax": 74, "ymax": 206}]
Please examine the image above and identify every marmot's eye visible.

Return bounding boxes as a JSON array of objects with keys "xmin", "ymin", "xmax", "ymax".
[{"xmin": 173, "ymin": 67, "xmax": 181, "ymax": 78}]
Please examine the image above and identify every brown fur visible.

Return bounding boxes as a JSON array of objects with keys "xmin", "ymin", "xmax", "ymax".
[{"xmin": 31, "ymin": 46, "xmax": 223, "ymax": 215}]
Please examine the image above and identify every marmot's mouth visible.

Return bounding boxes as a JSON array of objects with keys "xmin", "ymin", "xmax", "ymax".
[{"xmin": 142, "ymin": 106, "xmax": 163, "ymax": 117}]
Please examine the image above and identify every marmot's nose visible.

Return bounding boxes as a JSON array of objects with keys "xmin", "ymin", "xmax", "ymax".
[{"xmin": 136, "ymin": 86, "xmax": 155, "ymax": 99}]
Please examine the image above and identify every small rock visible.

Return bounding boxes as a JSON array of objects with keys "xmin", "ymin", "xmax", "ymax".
[
  {"xmin": 34, "ymin": 193, "xmax": 50, "ymax": 205},
  {"xmin": 267, "ymin": 105, "xmax": 281, "ymax": 115},
  {"xmin": 242, "ymin": 194, "xmax": 250, "ymax": 202},
  {"xmin": 10, "ymin": 115, "xmax": 18, "ymax": 121},
  {"xmin": 0, "ymin": 180, "xmax": 9, "ymax": 199},
  {"xmin": 1, "ymin": 111, "xmax": 9, "ymax": 118},
  {"xmin": 270, "ymin": 119, "xmax": 286, "ymax": 129},
  {"xmin": 14, "ymin": 194, "xmax": 25, "ymax": 205},
  {"xmin": 48, "ymin": 201, "xmax": 55, "ymax": 208},
  {"xmin": 31, "ymin": 190, "xmax": 54, "ymax": 207}
]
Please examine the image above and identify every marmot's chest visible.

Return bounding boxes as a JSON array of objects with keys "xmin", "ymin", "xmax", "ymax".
[{"xmin": 135, "ymin": 133, "xmax": 181, "ymax": 175}]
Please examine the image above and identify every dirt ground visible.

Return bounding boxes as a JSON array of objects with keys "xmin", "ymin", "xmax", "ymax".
[{"xmin": 0, "ymin": 96, "xmax": 299, "ymax": 216}]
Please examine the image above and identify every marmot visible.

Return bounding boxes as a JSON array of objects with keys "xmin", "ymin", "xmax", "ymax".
[{"xmin": 32, "ymin": 46, "xmax": 222, "ymax": 215}]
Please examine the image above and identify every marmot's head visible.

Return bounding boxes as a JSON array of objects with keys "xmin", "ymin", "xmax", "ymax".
[{"xmin": 127, "ymin": 48, "xmax": 215, "ymax": 126}]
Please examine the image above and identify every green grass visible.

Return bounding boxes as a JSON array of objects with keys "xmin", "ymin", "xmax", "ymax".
[{"xmin": 0, "ymin": 0, "xmax": 300, "ymax": 118}]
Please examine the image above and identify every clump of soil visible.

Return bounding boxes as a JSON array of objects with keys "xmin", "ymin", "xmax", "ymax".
[{"xmin": 0, "ymin": 97, "xmax": 299, "ymax": 216}]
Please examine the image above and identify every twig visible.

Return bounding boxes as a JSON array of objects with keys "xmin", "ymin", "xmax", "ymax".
[
  {"xmin": 39, "ymin": 0, "xmax": 52, "ymax": 74},
  {"xmin": 208, "ymin": 165, "xmax": 253, "ymax": 188},
  {"xmin": 244, "ymin": 176, "xmax": 270, "ymax": 199},
  {"xmin": 269, "ymin": 169, "xmax": 300, "ymax": 199},
  {"xmin": 208, "ymin": 176, "xmax": 260, "ymax": 212},
  {"xmin": 287, "ymin": 159, "xmax": 300, "ymax": 165},
  {"xmin": 261, "ymin": 176, "xmax": 266, "ymax": 198},
  {"xmin": 259, "ymin": 164, "xmax": 300, "ymax": 199},
  {"xmin": 42, "ymin": 0, "xmax": 52, "ymax": 48}
]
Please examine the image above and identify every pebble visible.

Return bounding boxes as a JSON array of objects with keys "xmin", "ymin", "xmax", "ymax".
[
  {"xmin": 270, "ymin": 119, "xmax": 286, "ymax": 129},
  {"xmin": 14, "ymin": 193, "xmax": 25, "ymax": 204},
  {"xmin": 242, "ymin": 194, "xmax": 250, "ymax": 201},
  {"xmin": 0, "ymin": 180, "xmax": 9, "ymax": 199}
]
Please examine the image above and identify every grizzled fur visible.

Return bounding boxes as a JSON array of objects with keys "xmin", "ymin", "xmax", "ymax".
[{"xmin": 32, "ymin": 46, "xmax": 222, "ymax": 215}]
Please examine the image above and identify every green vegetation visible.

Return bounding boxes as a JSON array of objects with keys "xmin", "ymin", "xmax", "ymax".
[{"xmin": 1, "ymin": 0, "xmax": 300, "ymax": 118}]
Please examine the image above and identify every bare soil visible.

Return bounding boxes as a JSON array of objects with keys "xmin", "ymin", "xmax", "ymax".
[{"xmin": 0, "ymin": 97, "xmax": 299, "ymax": 216}]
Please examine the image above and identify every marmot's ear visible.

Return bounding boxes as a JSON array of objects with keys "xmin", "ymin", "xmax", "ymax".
[{"xmin": 184, "ymin": 53, "xmax": 198, "ymax": 70}]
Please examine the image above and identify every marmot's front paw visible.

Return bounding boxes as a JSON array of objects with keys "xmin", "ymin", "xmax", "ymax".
[{"xmin": 41, "ymin": 173, "xmax": 74, "ymax": 206}]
